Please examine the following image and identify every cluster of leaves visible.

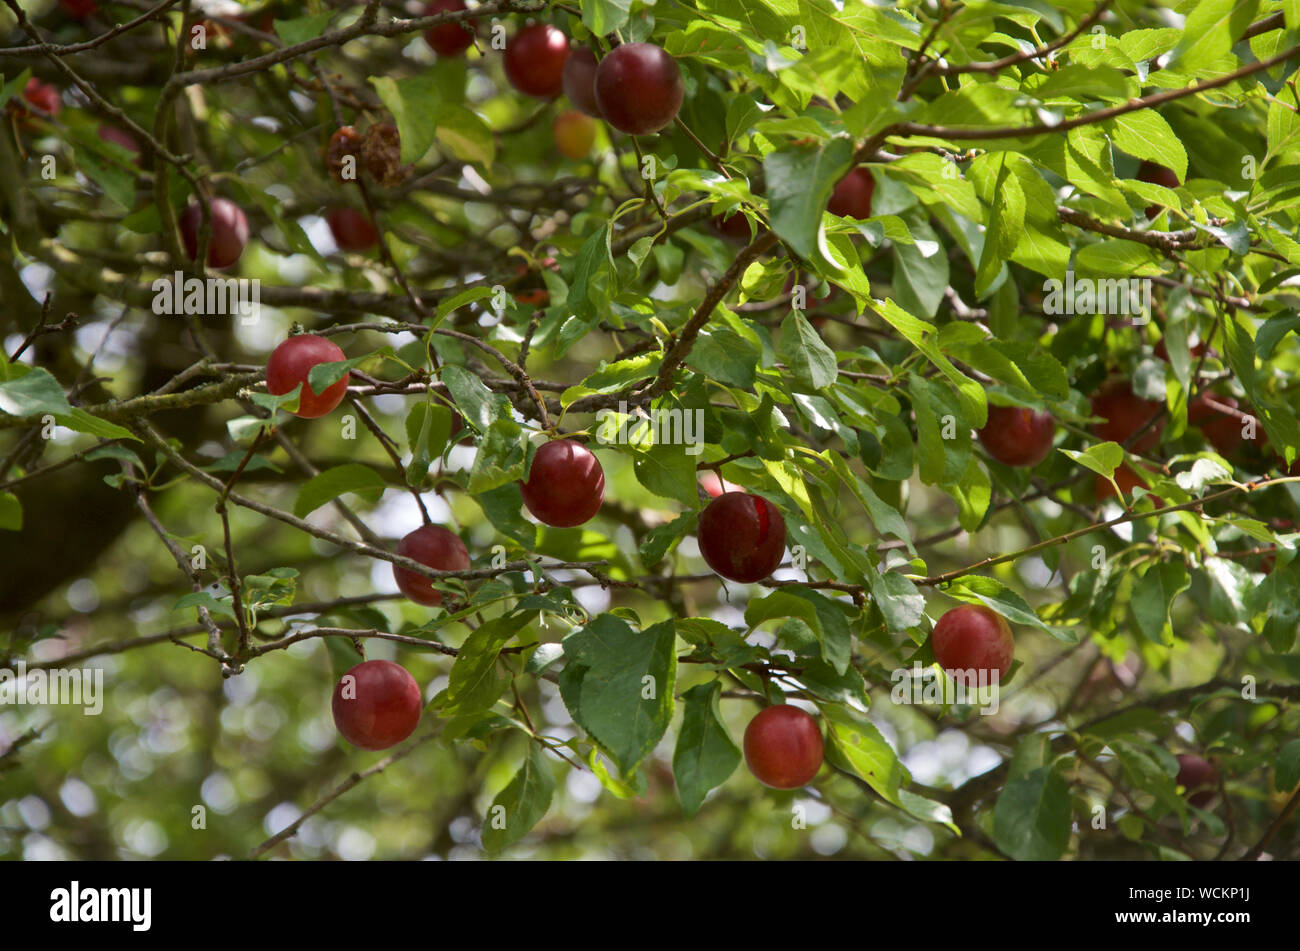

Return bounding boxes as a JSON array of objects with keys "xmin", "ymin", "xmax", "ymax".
[{"xmin": 1, "ymin": 0, "xmax": 1299, "ymax": 860}]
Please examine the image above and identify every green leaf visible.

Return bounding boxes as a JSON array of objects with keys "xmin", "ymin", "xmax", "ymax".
[
  {"xmin": 440, "ymin": 611, "xmax": 536, "ymax": 717},
  {"xmin": 632, "ymin": 442, "xmax": 699, "ymax": 506},
  {"xmin": 306, "ymin": 355, "xmax": 367, "ymax": 395},
  {"xmin": 1169, "ymin": 0, "xmax": 1259, "ymax": 73},
  {"xmin": 435, "ymin": 103, "xmax": 495, "ymax": 168},
  {"xmin": 778, "ymin": 310, "xmax": 838, "ymax": 390},
  {"xmin": 293, "ymin": 464, "xmax": 387, "ymax": 518},
  {"xmin": 481, "ymin": 742, "xmax": 555, "ymax": 853},
  {"xmin": 686, "ymin": 327, "xmax": 760, "ymax": 387},
  {"xmin": 172, "ymin": 591, "xmax": 237, "ymax": 621},
  {"xmin": 562, "ymin": 354, "xmax": 658, "ymax": 407},
  {"xmin": 672, "ymin": 681, "xmax": 742, "ymax": 817},
  {"xmin": 1276, "ymin": 739, "xmax": 1300, "ymax": 793},
  {"xmin": 948, "ymin": 575, "xmax": 1058, "ymax": 637},
  {"xmin": 582, "ymin": 0, "xmax": 632, "ymax": 35},
  {"xmin": 558, "ymin": 616, "xmax": 678, "ymax": 776},
  {"xmin": 869, "ymin": 569, "xmax": 926, "ymax": 632},
  {"xmin": 272, "ymin": 11, "xmax": 335, "ymax": 46},
  {"xmin": 433, "ymin": 286, "xmax": 496, "ymax": 331},
  {"xmin": 825, "ymin": 452, "xmax": 914, "ymax": 555},
  {"xmin": 467, "ymin": 419, "xmax": 527, "ymax": 494},
  {"xmin": 52, "ymin": 407, "xmax": 137, "ymax": 439},
  {"xmin": 640, "ymin": 511, "xmax": 697, "ymax": 565},
  {"xmin": 1060, "ymin": 442, "xmax": 1125, "ymax": 478},
  {"xmin": 822, "ymin": 704, "xmax": 905, "ymax": 805},
  {"xmin": 0, "ymin": 367, "xmax": 72, "ymax": 417},
  {"xmin": 972, "ymin": 153, "xmax": 1025, "ymax": 296},
  {"xmin": 442, "ymin": 363, "xmax": 510, "ymax": 431},
  {"xmin": 474, "ymin": 482, "xmax": 537, "ymax": 548},
  {"xmin": 371, "ymin": 74, "xmax": 439, "ymax": 165},
  {"xmin": 568, "ymin": 225, "xmax": 610, "ymax": 323},
  {"xmin": 1107, "ymin": 110, "xmax": 1188, "ymax": 182},
  {"xmin": 404, "ymin": 401, "xmax": 452, "ymax": 485},
  {"xmin": 1132, "ymin": 562, "xmax": 1190, "ymax": 644},
  {"xmin": 745, "ymin": 589, "xmax": 852, "ymax": 675},
  {"xmin": 891, "ymin": 211, "xmax": 949, "ymax": 319},
  {"xmin": 765, "ymin": 136, "xmax": 854, "ymax": 261},
  {"xmin": 992, "ymin": 765, "xmax": 1071, "ymax": 861},
  {"xmin": 0, "ymin": 491, "xmax": 21, "ymax": 531}
]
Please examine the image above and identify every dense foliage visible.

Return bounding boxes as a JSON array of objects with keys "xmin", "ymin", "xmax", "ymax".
[{"xmin": 2, "ymin": 0, "xmax": 1299, "ymax": 861}]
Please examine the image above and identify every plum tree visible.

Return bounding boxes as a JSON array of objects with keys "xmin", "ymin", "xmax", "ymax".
[
  {"xmin": 1091, "ymin": 381, "xmax": 1164, "ymax": 451},
  {"xmin": 977, "ymin": 405, "xmax": 1056, "ymax": 467},
  {"xmin": 827, "ymin": 167, "xmax": 875, "ymax": 219},
  {"xmin": 553, "ymin": 110, "xmax": 596, "ymax": 160},
  {"xmin": 503, "ymin": 23, "xmax": 570, "ymax": 99},
  {"xmin": 326, "ymin": 206, "xmax": 379, "ymax": 252},
  {"xmin": 265, "ymin": 334, "xmax": 351, "ymax": 418},
  {"xmin": 178, "ymin": 197, "xmax": 249, "ymax": 270},
  {"xmin": 519, "ymin": 439, "xmax": 605, "ymax": 527},
  {"xmin": 422, "ymin": 0, "xmax": 476, "ymax": 57},
  {"xmin": 12, "ymin": 0, "xmax": 1299, "ymax": 866},
  {"xmin": 698, "ymin": 492, "xmax": 786, "ymax": 583},
  {"xmin": 743, "ymin": 705, "xmax": 824, "ymax": 789},
  {"xmin": 331, "ymin": 660, "xmax": 423, "ymax": 751},
  {"xmin": 930, "ymin": 605, "xmax": 1015, "ymax": 684},
  {"xmin": 392, "ymin": 524, "xmax": 470, "ymax": 606},
  {"xmin": 562, "ymin": 46, "xmax": 601, "ymax": 117},
  {"xmin": 1175, "ymin": 754, "xmax": 1218, "ymax": 808},
  {"xmin": 594, "ymin": 42, "xmax": 684, "ymax": 135}
]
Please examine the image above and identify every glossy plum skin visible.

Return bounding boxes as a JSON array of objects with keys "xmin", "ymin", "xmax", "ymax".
[
  {"xmin": 520, "ymin": 439, "xmax": 605, "ymax": 527},
  {"xmin": 393, "ymin": 524, "xmax": 470, "ymax": 606},
  {"xmin": 326, "ymin": 206, "xmax": 379, "ymax": 252},
  {"xmin": 1137, "ymin": 160, "xmax": 1181, "ymax": 220},
  {"xmin": 743, "ymin": 705, "xmax": 824, "ymax": 789},
  {"xmin": 179, "ymin": 198, "xmax": 250, "ymax": 270},
  {"xmin": 977, "ymin": 405, "xmax": 1056, "ymax": 467},
  {"xmin": 422, "ymin": 0, "xmax": 476, "ymax": 57},
  {"xmin": 1175, "ymin": 754, "xmax": 1218, "ymax": 808},
  {"xmin": 504, "ymin": 24, "xmax": 570, "ymax": 99},
  {"xmin": 931, "ymin": 604, "xmax": 1015, "ymax": 685},
  {"xmin": 553, "ymin": 110, "xmax": 596, "ymax": 159},
  {"xmin": 1091, "ymin": 381, "xmax": 1164, "ymax": 452},
  {"xmin": 562, "ymin": 46, "xmax": 601, "ymax": 117},
  {"xmin": 594, "ymin": 42, "xmax": 684, "ymax": 135},
  {"xmin": 331, "ymin": 660, "xmax": 423, "ymax": 751},
  {"xmin": 698, "ymin": 492, "xmax": 786, "ymax": 583},
  {"xmin": 265, "ymin": 334, "xmax": 350, "ymax": 418},
  {"xmin": 827, "ymin": 167, "xmax": 875, "ymax": 219}
]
